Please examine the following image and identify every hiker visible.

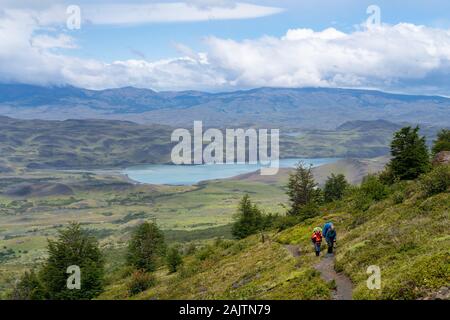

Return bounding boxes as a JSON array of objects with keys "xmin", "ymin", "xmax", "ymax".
[
  {"xmin": 311, "ymin": 227, "xmax": 322, "ymax": 256},
  {"xmin": 323, "ymin": 222, "xmax": 337, "ymax": 254},
  {"xmin": 322, "ymin": 222, "xmax": 332, "ymax": 239}
]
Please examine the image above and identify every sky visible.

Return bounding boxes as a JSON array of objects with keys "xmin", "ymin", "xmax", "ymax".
[{"xmin": 1, "ymin": 0, "xmax": 450, "ymax": 95}]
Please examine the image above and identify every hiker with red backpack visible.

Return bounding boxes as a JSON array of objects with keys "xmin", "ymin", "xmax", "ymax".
[{"xmin": 311, "ymin": 227, "xmax": 323, "ymax": 256}]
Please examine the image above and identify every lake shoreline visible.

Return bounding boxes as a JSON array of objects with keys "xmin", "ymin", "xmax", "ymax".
[{"xmin": 122, "ymin": 158, "xmax": 341, "ymax": 186}]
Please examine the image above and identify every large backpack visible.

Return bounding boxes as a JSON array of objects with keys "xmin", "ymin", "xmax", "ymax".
[{"xmin": 323, "ymin": 222, "xmax": 332, "ymax": 238}]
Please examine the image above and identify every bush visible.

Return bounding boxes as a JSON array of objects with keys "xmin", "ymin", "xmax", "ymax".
[
  {"xmin": 39, "ymin": 222, "xmax": 105, "ymax": 300},
  {"xmin": 9, "ymin": 270, "xmax": 45, "ymax": 300},
  {"xmin": 432, "ymin": 129, "xmax": 450, "ymax": 156},
  {"xmin": 378, "ymin": 166, "xmax": 397, "ymax": 185},
  {"xmin": 127, "ymin": 270, "xmax": 156, "ymax": 296},
  {"xmin": 166, "ymin": 247, "xmax": 183, "ymax": 273},
  {"xmin": 232, "ymin": 195, "xmax": 263, "ymax": 239},
  {"xmin": 286, "ymin": 162, "xmax": 321, "ymax": 215},
  {"xmin": 360, "ymin": 175, "xmax": 389, "ymax": 201},
  {"xmin": 389, "ymin": 126, "xmax": 431, "ymax": 180},
  {"xmin": 297, "ymin": 202, "xmax": 321, "ymax": 221},
  {"xmin": 195, "ymin": 245, "xmax": 216, "ymax": 261},
  {"xmin": 419, "ymin": 164, "xmax": 450, "ymax": 196},
  {"xmin": 324, "ymin": 173, "xmax": 349, "ymax": 202},
  {"xmin": 392, "ymin": 191, "xmax": 405, "ymax": 204},
  {"xmin": 127, "ymin": 222, "xmax": 166, "ymax": 272}
]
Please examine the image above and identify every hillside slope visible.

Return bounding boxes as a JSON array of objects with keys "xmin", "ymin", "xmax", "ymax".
[
  {"xmin": 100, "ymin": 166, "xmax": 449, "ymax": 300},
  {"xmin": 0, "ymin": 116, "xmax": 413, "ymax": 170}
]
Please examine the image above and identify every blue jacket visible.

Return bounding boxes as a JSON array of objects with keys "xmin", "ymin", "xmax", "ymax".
[{"xmin": 323, "ymin": 222, "xmax": 332, "ymax": 238}]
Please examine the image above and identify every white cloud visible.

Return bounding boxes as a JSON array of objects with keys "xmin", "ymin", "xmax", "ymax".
[
  {"xmin": 31, "ymin": 34, "xmax": 77, "ymax": 49},
  {"xmin": 1, "ymin": 3, "xmax": 450, "ymax": 94},
  {"xmin": 80, "ymin": 2, "xmax": 283, "ymax": 24},
  {"xmin": 202, "ymin": 24, "xmax": 450, "ymax": 93}
]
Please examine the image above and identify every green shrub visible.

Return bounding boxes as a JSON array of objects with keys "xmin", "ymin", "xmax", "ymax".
[
  {"xmin": 195, "ymin": 245, "xmax": 216, "ymax": 261},
  {"xmin": 297, "ymin": 202, "xmax": 321, "ymax": 221},
  {"xmin": 232, "ymin": 195, "xmax": 264, "ymax": 239},
  {"xmin": 360, "ymin": 175, "xmax": 389, "ymax": 201},
  {"xmin": 127, "ymin": 222, "xmax": 166, "ymax": 272},
  {"xmin": 324, "ymin": 173, "xmax": 349, "ymax": 202},
  {"xmin": 388, "ymin": 126, "xmax": 431, "ymax": 180},
  {"xmin": 166, "ymin": 247, "xmax": 183, "ymax": 273},
  {"xmin": 432, "ymin": 129, "xmax": 450, "ymax": 156},
  {"xmin": 39, "ymin": 222, "xmax": 105, "ymax": 300},
  {"xmin": 419, "ymin": 164, "xmax": 450, "ymax": 196},
  {"xmin": 286, "ymin": 162, "xmax": 321, "ymax": 215},
  {"xmin": 9, "ymin": 270, "xmax": 45, "ymax": 300},
  {"xmin": 127, "ymin": 270, "xmax": 156, "ymax": 296},
  {"xmin": 392, "ymin": 191, "xmax": 405, "ymax": 204}
]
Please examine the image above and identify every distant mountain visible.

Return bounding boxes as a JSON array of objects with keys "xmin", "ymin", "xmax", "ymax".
[
  {"xmin": 0, "ymin": 84, "xmax": 449, "ymax": 129},
  {"xmin": 336, "ymin": 119, "xmax": 403, "ymax": 131}
]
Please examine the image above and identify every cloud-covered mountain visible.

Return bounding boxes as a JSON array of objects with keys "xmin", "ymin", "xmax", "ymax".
[{"xmin": 0, "ymin": 84, "xmax": 449, "ymax": 129}]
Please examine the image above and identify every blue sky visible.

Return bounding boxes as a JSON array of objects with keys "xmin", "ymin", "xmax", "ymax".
[
  {"xmin": 66, "ymin": 0, "xmax": 450, "ymax": 62},
  {"xmin": 1, "ymin": 1, "xmax": 450, "ymax": 94}
]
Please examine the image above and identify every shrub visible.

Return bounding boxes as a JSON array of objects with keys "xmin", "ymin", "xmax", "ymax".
[
  {"xmin": 9, "ymin": 270, "xmax": 45, "ymax": 300},
  {"xmin": 419, "ymin": 164, "xmax": 450, "ymax": 196},
  {"xmin": 195, "ymin": 245, "xmax": 216, "ymax": 261},
  {"xmin": 166, "ymin": 247, "xmax": 183, "ymax": 273},
  {"xmin": 324, "ymin": 173, "xmax": 349, "ymax": 202},
  {"xmin": 127, "ymin": 270, "xmax": 156, "ymax": 296},
  {"xmin": 432, "ymin": 129, "xmax": 450, "ymax": 156},
  {"xmin": 392, "ymin": 191, "xmax": 405, "ymax": 204},
  {"xmin": 127, "ymin": 222, "xmax": 166, "ymax": 272},
  {"xmin": 39, "ymin": 222, "xmax": 105, "ymax": 300},
  {"xmin": 297, "ymin": 202, "xmax": 321, "ymax": 221},
  {"xmin": 378, "ymin": 166, "xmax": 397, "ymax": 185},
  {"xmin": 232, "ymin": 195, "xmax": 263, "ymax": 239},
  {"xmin": 360, "ymin": 175, "xmax": 389, "ymax": 201},
  {"xmin": 286, "ymin": 162, "xmax": 321, "ymax": 216},
  {"xmin": 388, "ymin": 126, "xmax": 431, "ymax": 180}
]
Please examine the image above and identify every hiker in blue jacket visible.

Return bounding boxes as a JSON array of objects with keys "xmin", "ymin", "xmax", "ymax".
[{"xmin": 323, "ymin": 222, "xmax": 337, "ymax": 254}]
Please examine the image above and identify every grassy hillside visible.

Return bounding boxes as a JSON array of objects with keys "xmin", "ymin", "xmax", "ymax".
[
  {"xmin": 278, "ymin": 179, "xmax": 449, "ymax": 299},
  {"xmin": 1, "ymin": 158, "xmax": 447, "ymax": 299},
  {"xmin": 98, "ymin": 165, "xmax": 449, "ymax": 300},
  {"xmin": 1, "ymin": 116, "xmax": 440, "ymax": 171},
  {"xmin": 0, "ymin": 116, "xmax": 174, "ymax": 169}
]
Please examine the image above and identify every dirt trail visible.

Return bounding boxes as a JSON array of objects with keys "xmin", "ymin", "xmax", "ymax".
[
  {"xmin": 283, "ymin": 245, "xmax": 353, "ymax": 300},
  {"xmin": 315, "ymin": 255, "xmax": 353, "ymax": 300}
]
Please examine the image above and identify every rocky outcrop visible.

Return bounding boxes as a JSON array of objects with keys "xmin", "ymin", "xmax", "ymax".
[{"xmin": 432, "ymin": 151, "xmax": 450, "ymax": 166}]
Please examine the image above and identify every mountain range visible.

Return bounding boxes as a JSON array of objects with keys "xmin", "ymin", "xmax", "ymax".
[{"xmin": 0, "ymin": 84, "xmax": 449, "ymax": 129}]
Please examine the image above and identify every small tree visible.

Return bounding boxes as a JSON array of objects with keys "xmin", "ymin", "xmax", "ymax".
[
  {"xmin": 9, "ymin": 270, "xmax": 45, "ymax": 300},
  {"xmin": 40, "ymin": 222, "xmax": 105, "ymax": 300},
  {"xmin": 127, "ymin": 221, "xmax": 166, "ymax": 272},
  {"xmin": 232, "ymin": 194, "xmax": 263, "ymax": 239},
  {"xmin": 389, "ymin": 126, "xmax": 430, "ymax": 180},
  {"xmin": 286, "ymin": 162, "xmax": 321, "ymax": 216},
  {"xmin": 166, "ymin": 246, "xmax": 183, "ymax": 273},
  {"xmin": 432, "ymin": 129, "xmax": 450, "ymax": 156},
  {"xmin": 324, "ymin": 173, "xmax": 349, "ymax": 202}
]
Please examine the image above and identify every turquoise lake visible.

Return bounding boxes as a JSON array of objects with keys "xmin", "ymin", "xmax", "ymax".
[{"xmin": 123, "ymin": 158, "xmax": 340, "ymax": 185}]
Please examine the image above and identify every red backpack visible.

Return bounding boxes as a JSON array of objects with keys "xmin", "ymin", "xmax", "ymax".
[{"xmin": 311, "ymin": 231, "xmax": 322, "ymax": 243}]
